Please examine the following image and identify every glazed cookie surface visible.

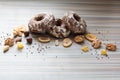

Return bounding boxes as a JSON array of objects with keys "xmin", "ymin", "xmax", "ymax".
[
  {"xmin": 63, "ymin": 11, "xmax": 87, "ymax": 34},
  {"xmin": 28, "ymin": 13, "xmax": 55, "ymax": 34},
  {"xmin": 48, "ymin": 18, "xmax": 70, "ymax": 38}
]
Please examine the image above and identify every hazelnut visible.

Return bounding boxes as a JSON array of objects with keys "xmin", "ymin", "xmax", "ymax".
[
  {"xmin": 91, "ymin": 39, "xmax": 102, "ymax": 49},
  {"xmin": 26, "ymin": 37, "xmax": 32, "ymax": 44},
  {"xmin": 106, "ymin": 43, "xmax": 116, "ymax": 51},
  {"xmin": 24, "ymin": 31, "xmax": 29, "ymax": 37}
]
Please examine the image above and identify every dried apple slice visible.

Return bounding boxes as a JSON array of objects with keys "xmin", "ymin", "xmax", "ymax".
[
  {"xmin": 62, "ymin": 38, "xmax": 72, "ymax": 47},
  {"xmin": 38, "ymin": 36, "xmax": 51, "ymax": 43},
  {"xmin": 85, "ymin": 33, "xmax": 97, "ymax": 42},
  {"xmin": 74, "ymin": 35, "xmax": 84, "ymax": 43}
]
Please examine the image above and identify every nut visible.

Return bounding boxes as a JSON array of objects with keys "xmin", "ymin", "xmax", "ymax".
[
  {"xmin": 91, "ymin": 39, "xmax": 102, "ymax": 49},
  {"xmin": 62, "ymin": 38, "xmax": 72, "ymax": 47},
  {"xmin": 15, "ymin": 37, "xmax": 22, "ymax": 43},
  {"xmin": 26, "ymin": 37, "xmax": 32, "ymax": 44},
  {"xmin": 18, "ymin": 31, "xmax": 22, "ymax": 37},
  {"xmin": 18, "ymin": 25, "xmax": 26, "ymax": 32},
  {"xmin": 4, "ymin": 38, "xmax": 14, "ymax": 47},
  {"xmin": 13, "ymin": 25, "xmax": 27, "ymax": 37},
  {"xmin": 55, "ymin": 40, "xmax": 59, "ymax": 46},
  {"xmin": 85, "ymin": 33, "xmax": 97, "ymax": 42},
  {"xmin": 13, "ymin": 30, "xmax": 18, "ymax": 37},
  {"xmin": 17, "ymin": 42, "xmax": 24, "ymax": 49},
  {"xmin": 24, "ymin": 31, "xmax": 29, "ymax": 37},
  {"xmin": 106, "ymin": 43, "xmax": 116, "ymax": 51},
  {"xmin": 81, "ymin": 46, "xmax": 89, "ymax": 52},
  {"xmin": 38, "ymin": 36, "xmax": 51, "ymax": 43},
  {"xmin": 3, "ymin": 45, "xmax": 9, "ymax": 53},
  {"xmin": 74, "ymin": 35, "xmax": 84, "ymax": 43}
]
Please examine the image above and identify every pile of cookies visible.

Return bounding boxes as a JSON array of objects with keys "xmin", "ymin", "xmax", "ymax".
[
  {"xmin": 28, "ymin": 11, "xmax": 87, "ymax": 38},
  {"xmin": 3, "ymin": 11, "xmax": 117, "ymax": 57}
]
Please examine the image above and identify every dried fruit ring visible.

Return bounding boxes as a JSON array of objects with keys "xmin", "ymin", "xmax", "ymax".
[
  {"xmin": 85, "ymin": 33, "xmax": 97, "ymax": 42},
  {"xmin": 62, "ymin": 38, "xmax": 72, "ymax": 47},
  {"xmin": 74, "ymin": 35, "xmax": 84, "ymax": 43},
  {"xmin": 38, "ymin": 36, "xmax": 51, "ymax": 43}
]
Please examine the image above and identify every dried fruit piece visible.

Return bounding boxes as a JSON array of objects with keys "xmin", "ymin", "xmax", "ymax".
[
  {"xmin": 85, "ymin": 33, "xmax": 97, "ymax": 42},
  {"xmin": 3, "ymin": 46, "xmax": 9, "ymax": 53},
  {"xmin": 82, "ymin": 46, "xmax": 89, "ymax": 52},
  {"xmin": 55, "ymin": 40, "xmax": 59, "ymax": 46},
  {"xmin": 15, "ymin": 37, "xmax": 22, "ymax": 43},
  {"xmin": 92, "ymin": 39, "xmax": 102, "ymax": 49},
  {"xmin": 4, "ymin": 38, "xmax": 14, "ymax": 47},
  {"xmin": 17, "ymin": 42, "xmax": 24, "ymax": 49},
  {"xmin": 101, "ymin": 49, "xmax": 107, "ymax": 56},
  {"xmin": 74, "ymin": 35, "xmax": 84, "ymax": 43},
  {"xmin": 62, "ymin": 38, "xmax": 72, "ymax": 47},
  {"xmin": 106, "ymin": 43, "xmax": 116, "ymax": 51},
  {"xmin": 38, "ymin": 36, "xmax": 51, "ymax": 43},
  {"xmin": 26, "ymin": 37, "xmax": 32, "ymax": 44},
  {"xmin": 24, "ymin": 31, "xmax": 29, "ymax": 37}
]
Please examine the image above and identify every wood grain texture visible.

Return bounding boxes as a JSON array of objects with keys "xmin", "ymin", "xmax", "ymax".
[{"xmin": 0, "ymin": 0, "xmax": 120, "ymax": 80}]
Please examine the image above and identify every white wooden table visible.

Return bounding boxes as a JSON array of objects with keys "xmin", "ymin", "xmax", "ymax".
[{"xmin": 0, "ymin": 0, "xmax": 120, "ymax": 80}]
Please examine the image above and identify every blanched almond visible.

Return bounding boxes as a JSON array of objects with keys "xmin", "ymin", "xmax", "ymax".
[{"xmin": 3, "ymin": 46, "xmax": 9, "ymax": 53}]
